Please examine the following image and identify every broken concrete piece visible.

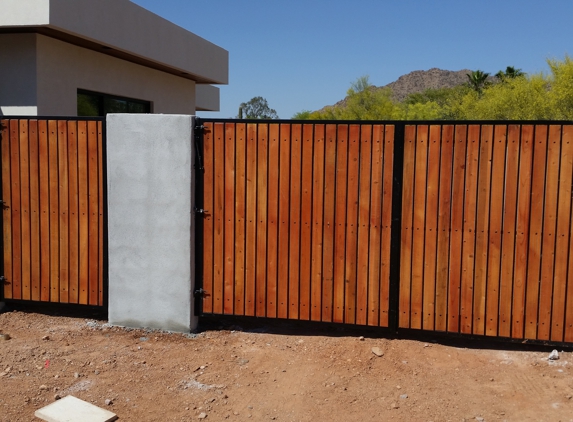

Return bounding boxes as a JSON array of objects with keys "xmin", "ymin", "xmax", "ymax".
[{"xmin": 34, "ymin": 395, "xmax": 118, "ymax": 422}]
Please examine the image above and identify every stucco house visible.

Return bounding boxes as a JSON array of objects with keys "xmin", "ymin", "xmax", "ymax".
[{"xmin": 0, "ymin": 0, "xmax": 228, "ymax": 116}]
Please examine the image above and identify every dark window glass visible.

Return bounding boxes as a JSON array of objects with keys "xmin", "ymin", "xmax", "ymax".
[{"xmin": 77, "ymin": 90, "xmax": 151, "ymax": 116}]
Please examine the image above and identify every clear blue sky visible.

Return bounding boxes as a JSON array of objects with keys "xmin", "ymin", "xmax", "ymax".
[{"xmin": 131, "ymin": 0, "xmax": 572, "ymax": 119}]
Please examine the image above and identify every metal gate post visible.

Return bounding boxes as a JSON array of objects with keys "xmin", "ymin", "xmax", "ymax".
[
  {"xmin": 388, "ymin": 122, "xmax": 405, "ymax": 333},
  {"xmin": 193, "ymin": 118, "xmax": 205, "ymax": 316}
]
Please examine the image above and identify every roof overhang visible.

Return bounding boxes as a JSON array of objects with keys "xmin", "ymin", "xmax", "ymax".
[{"xmin": 0, "ymin": 0, "xmax": 229, "ymax": 85}]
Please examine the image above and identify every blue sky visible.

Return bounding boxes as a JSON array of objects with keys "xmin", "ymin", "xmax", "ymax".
[{"xmin": 131, "ymin": 0, "xmax": 573, "ymax": 119}]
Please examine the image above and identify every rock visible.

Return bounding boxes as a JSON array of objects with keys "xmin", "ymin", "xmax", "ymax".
[
  {"xmin": 359, "ymin": 336, "xmax": 365, "ymax": 341},
  {"xmin": 399, "ymin": 394, "xmax": 408, "ymax": 399},
  {"xmin": 42, "ymin": 335, "xmax": 50, "ymax": 341},
  {"xmin": 548, "ymin": 350, "xmax": 559, "ymax": 360},
  {"xmin": 475, "ymin": 417, "xmax": 485, "ymax": 422},
  {"xmin": 390, "ymin": 402, "xmax": 399, "ymax": 409},
  {"xmin": 54, "ymin": 394, "xmax": 61, "ymax": 401},
  {"xmin": 39, "ymin": 385, "xmax": 48, "ymax": 391},
  {"xmin": 74, "ymin": 372, "xmax": 80, "ymax": 378},
  {"xmin": 198, "ymin": 412, "xmax": 208, "ymax": 419},
  {"xmin": 0, "ymin": 333, "xmax": 11, "ymax": 341},
  {"xmin": 372, "ymin": 347, "xmax": 384, "ymax": 357},
  {"xmin": 105, "ymin": 399, "xmax": 113, "ymax": 406}
]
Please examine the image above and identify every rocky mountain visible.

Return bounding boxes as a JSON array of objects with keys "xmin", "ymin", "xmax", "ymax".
[
  {"xmin": 326, "ymin": 68, "xmax": 472, "ymax": 110},
  {"xmin": 383, "ymin": 68, "xmax": 471, "ymax": 102}
]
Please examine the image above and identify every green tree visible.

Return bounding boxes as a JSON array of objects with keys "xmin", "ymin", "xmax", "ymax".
[
  {"xmin": 495, "ymin": 66, "xmax": 525, "ymax": 82},
  {"xmin": 466, "ymin": 70, "xmax": 491, "ymax": 94},
  {"xmin": 238, "ymin": 96, "xmax": 279, "ymax": 119}
]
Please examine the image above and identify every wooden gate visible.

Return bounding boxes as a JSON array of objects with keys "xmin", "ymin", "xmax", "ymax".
[
  {"xmin": 1, "ymin": 118, "xmax": 105, "ymax": 306},
  {"xmin": 199, "ymin": 121, "xmax": 396, "ymax": 327},
  {"xmin": 199, "ymin": 119, "xmax": 573, "ymax": 345}
]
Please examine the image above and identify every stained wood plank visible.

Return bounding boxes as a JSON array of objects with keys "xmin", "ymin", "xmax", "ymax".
[
  {"xmin": 233, "ymin": 123, "xmax": 247, "ymax": 315},
  {"xmin": 97, "ymin": 121, "xmax": 104, "ymax": 305},
  {"xmin": 472, "ymin": 125, "xmax": 493, "ymax": 335},
  {"xmin": 67, "ymin": 122, "xmax": 79, "ymax": 304},
  {"xmin": 202, "ymin": 122, "xmax": 215, "ymax": 314},
  {"xmin": 29, "ymin": 120, "xmax": 41, "ymax": 302},
  {"xmin": 1, "ymin": 121, "xmax": 13, "ymax": 300},
  {"xmin": 277, "ymin": 123, "xmax": 290, "ymax": 318},
  {"xmin": 223, "ymin": 123, "xmax": 236, "ymax": 314},
  {"xmin": 485, "ymin": 125, "xmax": 507, "ymax": 336},
  {"xmin": 447, "ymin": 125, "xmax": 468, "ymax": 333},
  {"xmin": 255, "ymin": 124, "xmax": 268, "ymax": 317},
  {"xmin": 321, "ymin": 124, "xmax": 336, "ymax": 322},
  {"xmin": 87, "ymin": 121, "xmax": 99, "ymax": 306},
  {"xmin": 212, "ymin": 123, "xmax": 225, "ymax": 314},
  {"xmin": 379, "ymin": 125, "xmax": 394, "ymax": 327},
  {"xmin": 38, "ymin": 121, "xmax": 51, "ymax": 302},
  {"xmin": 244, "ymin": 123, "xmax": 258, "ymax": 316},
  {"xmin": 512, "ymin": 125, "xmax": 534, "ymax": 339},
  {"xmin": 58, "ymin": 121, "xmax": 69, "ymax": 303},
  {"xmin": 367, "ymin": 125, "xmax": 383, "ymax": 326},
  {"xmin": 422, "ymin": 125, "xmax": 440, "ymax": 330},
  {"xmin": 310, "ymin": 124, "xmax": 326, "ymax": 321},
  {"xmin": 356, "ymin": 125, "xmax": 372, "ymax": 326},
  {"xmin": 537, "ymin": 125, "xmax": 561, "ymax": 340},
  {"xmin": 411, "ymin": 125, "xmax": 429, "ymax": 329},
  {"xmin": 498, "ymin": 125, "xmax": 520, "ymax": 338},
  {"xmin": 524, "ymin": 125, "xmax": 548, "ymax": 340},
  {"xmin": 289, "ymin": 124, "xmax": 303, "ymax": 319},
  {"xmin": 265, "ymin": 124, "xmax": 279, "ymax": 318},
  {"xmin": 552, "ymin": 125, "xmax": 573, "ymax": 342},
  {"xmin": 297, "ymin": 124, "xmax": 314, "ymax": 320},
  {"xmin": 344, "ymin": 124, "xmax": 360, "ymax": 325},
  {"xmin": 460, "ymin": 125, "xmax": 480, "ymax": 335},
  {"xmin": 48, "ymin": 120, "xmax": 59, "ymax": 302},
  {"xmin": 9, "ymin": 120, "xmax": 22, "ymax": 300},
  {"xmin": 19, "ymin": 120, "xmax": 31, "ymax": 301},
  {"xmin": 399, "ymin": 125, "xmax": 417, "ymax": 328},
  {"xmin": 435, "ymin": 125, "xmax": 454, "ymax": 331},
  {"xmin": 330, "ymin": 124, "xmax": 349, "ymax": 322}
]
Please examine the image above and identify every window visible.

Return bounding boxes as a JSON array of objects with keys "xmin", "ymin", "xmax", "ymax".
[{"xmin": 77, "ymin": 90, "xmax": 151, "ymax": 116}]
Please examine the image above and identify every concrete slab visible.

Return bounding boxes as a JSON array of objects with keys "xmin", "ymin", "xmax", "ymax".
[{"xmin": 34, "ymin": 395, "xmax": 118, "ymax": 422}]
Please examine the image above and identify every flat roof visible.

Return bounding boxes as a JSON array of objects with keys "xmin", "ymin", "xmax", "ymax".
[{"xmin": 0, "ymin": 0, "xmax": 229, "ymax": 85}]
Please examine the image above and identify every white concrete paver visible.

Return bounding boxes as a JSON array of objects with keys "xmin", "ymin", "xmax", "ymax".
[{"xmin": 34, "ymin": 395, "xmax": 118, "ymax": 422}]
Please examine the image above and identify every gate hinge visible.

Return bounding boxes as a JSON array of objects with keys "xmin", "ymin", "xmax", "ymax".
[
  {"xmin": 0, "ymin": 276, "xmax": 7, "ymax": 284},
  {"xmin": 194, "ymin": 207, "xmax": 209, "ymax": 215},
  {"xmin": 194, "ymin": 288, "xmax": 206, "ymax": 298}
]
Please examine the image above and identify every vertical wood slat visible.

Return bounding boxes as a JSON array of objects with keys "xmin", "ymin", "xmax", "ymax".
[
  {"xmin": 1, "ymin": 118, "xmax": 103, "ymax": 306},
  {"xmin": 223, "ymin": 123, "xmax": 235, "ymax": 315},
  {"xmin": 266, "ymin": 124, "xmax": 279, "ymax": 318},
  {"xmin": 297, "ymin": 124, "xmax": 314, "ymax": 320},
  {"xmin": 434, "ymin": 125, "xmax": 454, "ymax": 332},
  {"xmin": 332, "ymin": 124, "xmax": 347, "ymax": 323},
  {"xmin": 322, "ymin": 124, "xmax": 336, "ymax": 322},
  {"xmin": 234, "ymin": 123, "xmax": 247, "ymax": 316},
  {"xmin": 288, "ymin": 124, "xmax": 303, "ymax": 320}
]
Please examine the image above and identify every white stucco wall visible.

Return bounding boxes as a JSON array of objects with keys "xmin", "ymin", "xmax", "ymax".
[
  {"xmin": 0, "ymin": 0, "xmax": 228, "ymax": 85},
  {"xmin": 107, "ymin": 114, "xmax": 197, "ymax": 333},
  {"xmin": 35, "ymin": 35, "xmax": 196, "ymax": 116},
  {"xmin": 0, "ymin": 34, "xmax": 38, "ymax": 115}
]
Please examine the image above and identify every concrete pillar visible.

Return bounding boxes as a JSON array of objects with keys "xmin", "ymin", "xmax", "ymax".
[{"xmin": 106, "ymin": 114, "xmax": 197, "ymax": 332}]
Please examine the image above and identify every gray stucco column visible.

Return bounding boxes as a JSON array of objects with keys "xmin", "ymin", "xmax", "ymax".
[{"xmin": 106, "ymin": 114, "xmax": 197, "ymax": 332}]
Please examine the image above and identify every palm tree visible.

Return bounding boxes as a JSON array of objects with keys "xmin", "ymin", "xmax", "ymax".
[
  {"xmin": 495, "ymin": 66, "xmax": 525, "ymax": 82},
  {"xmin": 467, "ymin": 70, "xmax": 490, "ymax": 94}
]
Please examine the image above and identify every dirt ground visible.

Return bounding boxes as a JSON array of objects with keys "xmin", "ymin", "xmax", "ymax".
[{"xmin": 1, "ymin": 305, "xmax": 573, "ymax": 422}]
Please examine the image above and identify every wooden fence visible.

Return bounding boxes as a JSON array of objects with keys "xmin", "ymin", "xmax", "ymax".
[
  {"xmin": 400, "ymin": 123, "xmax": 573, "ymax": 343},
  {"xmin": 1, "ymin": 118, "xmax": 105, "ymax": 306},
  {"xmin": 200, "ymin": 120, "xmax": 573, "ymax": 344}
]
